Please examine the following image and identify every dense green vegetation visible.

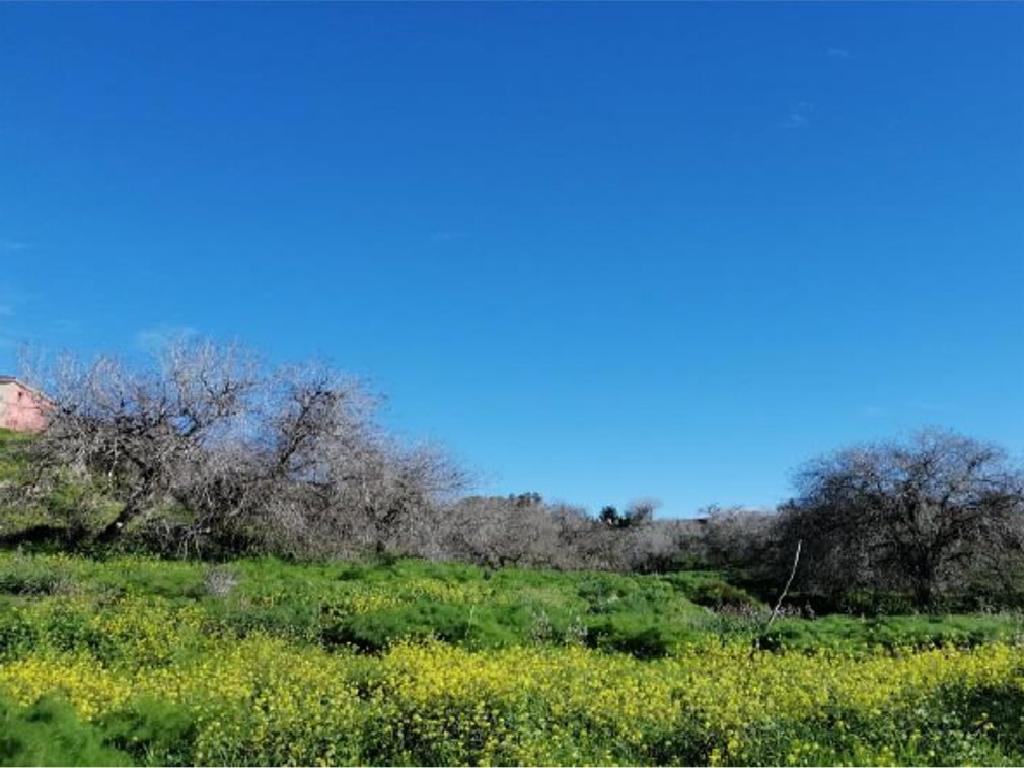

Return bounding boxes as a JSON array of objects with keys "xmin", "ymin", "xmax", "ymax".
[
  {"xmin": 1, "ymin": 551, "xmax": 1024, "ymax": 765},
  {"xmin": 0, "ymin": 552, "xmax": 726, "ymax": 656},
  {"xmin": 3, "ymin": 552, "xmax": 1022, "ymax": 658}
]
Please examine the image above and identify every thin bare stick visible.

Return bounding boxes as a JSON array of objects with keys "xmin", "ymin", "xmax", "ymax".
[
  {"xmin": 767, "ymin": 539, "xmax": 802, "ymax": 632},
  {"xmin": 750, "ymin": 539, "xmax": 802, "ymax": 658}
]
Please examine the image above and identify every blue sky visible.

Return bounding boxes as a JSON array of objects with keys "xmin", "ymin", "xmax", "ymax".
[{"xmin": 1, "ymin": 3, "xmax": 1022, "ymax": 517}]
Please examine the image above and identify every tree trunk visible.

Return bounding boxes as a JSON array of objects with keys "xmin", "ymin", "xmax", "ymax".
[
  {"xmin": 913, "ymin": 553, "xmax": 937, "ymax": 608},
  {"xmin": 96, "ymin": 504, "xmax": 138, "ymax": 544}
]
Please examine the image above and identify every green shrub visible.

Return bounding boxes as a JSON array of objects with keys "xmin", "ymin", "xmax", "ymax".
[
  {"xmin": 323, "ymin": 601, "xmax": 524, "ymax": 651},
  {"xmin": 99, "ymin": 697, "xmax": 200, "ymax": 766},
  {"xmin": 584, "ymin": 615, "xmax": 691, "ymax": 658},
  {"xmin": 687, "ymin": 578, "xmax": 759, "ymax": 609},
  {"xmin": 759, "ymin": 613, "xmax": 1024, "ymax": 652},
  {"xmin": 837, "ymin": 589, "xmax": 918, "ymax": 616},
  {"xmin": 0, "ymin": 695, "xmax": 130, "ymax": 767}
]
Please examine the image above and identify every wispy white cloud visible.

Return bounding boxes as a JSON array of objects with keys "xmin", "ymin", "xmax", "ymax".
[
  {"xmin": 827, "ymin": 47, "xmax": 852, "ymax": 60},
  {"xmin": 136, "ymin": 324, "xmax": 198, "ymax": 352},
  {"xmin": 783, "ymin": 101, "xmax": 813, "ymax": 129}
]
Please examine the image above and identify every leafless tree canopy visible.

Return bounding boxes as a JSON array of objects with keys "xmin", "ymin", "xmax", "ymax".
[
  {"xmin": 436, "ymin": 493, "xmax": 695, "ymax": 572},
  {"xmin": 777, "ymin": 430, "xmax": 1024, "ymax": 605},
  {"xmin": 15, "ymin": 341, "xmax": 466, "ymax": 558},
  {"xmin": 700, "ymin": 505, "xmax": 777, "ymax": 568}
]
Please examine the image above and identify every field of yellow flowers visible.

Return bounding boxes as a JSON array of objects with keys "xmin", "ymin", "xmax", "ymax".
[{"xmin": 1, "ymin": 553, "xmax": 1023, "ymax": 766}]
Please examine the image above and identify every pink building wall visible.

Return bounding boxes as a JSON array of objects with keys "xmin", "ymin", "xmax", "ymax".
[{"xmin": 0, "ymin": 379, "xmax": 50, "ymax": 433}]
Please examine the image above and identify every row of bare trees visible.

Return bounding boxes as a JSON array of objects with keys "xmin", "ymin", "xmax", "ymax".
[
  {"xmin": 440, "ymin": 494, "xmax": 684, "ymax": 571},
  {"xmin": 8, "ymin": 341, "xmax": 679, "ymax": 567},
  {"xmin": 5, "ymin": 340, "xmax": 1024, "ymax": 606}
]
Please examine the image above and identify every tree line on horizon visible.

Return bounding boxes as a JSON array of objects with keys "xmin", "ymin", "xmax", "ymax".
[{"xmin": 2, "ymin": 339, "xmax": 1022, "ymax": 610}]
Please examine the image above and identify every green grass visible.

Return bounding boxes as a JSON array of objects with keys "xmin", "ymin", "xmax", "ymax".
[
  {"xmin": 0, "ymin": 551, "xmax": 727, "ymax": 656},
  {"xmin": 1, "ymin": 550, "xmax": 1020, "ymax": 659},
  {"xmin": 763, "ymin": 612, "xmax": 1024, "ymax": 652},
  {"xmin": 0, "ymin": 429, "xmax": 30, "ymax": 482}
]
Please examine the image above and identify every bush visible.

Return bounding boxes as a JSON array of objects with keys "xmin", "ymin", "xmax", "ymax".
[
  {"xmin": 687, "ymin": 578, "xmax": 759, "ymax": 610},
  {"xmin": 584, "ymin": 615, "xmax": 690, "ymax": 658},
  {"xmin": 836, "ymin": 589, "xmax": 918, "ymax": 616},
  {"xmin": 0, "ymin": 695, "xmax": 130, "ymax": 767},
  {"xmin": 759, "ymin": 613, "xmax": 1024, "ymax": 652},
  {"xmin": 324, "ymin": 602, "xmax": 482, "ymax": 651},
  {"xmin": 98, "ymin": 698, "xmax": 200, "ymax": 766}
]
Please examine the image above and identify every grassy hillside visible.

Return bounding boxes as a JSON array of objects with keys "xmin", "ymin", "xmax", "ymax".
[{"xmin": 0, "ymin": 552, "xmax": 1024, "ymax": 765}]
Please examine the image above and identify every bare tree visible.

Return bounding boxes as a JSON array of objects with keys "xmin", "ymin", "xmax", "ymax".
[
  {"xmin": 15, "ymin": 341, "xmax": 465, "ymax": 558},
  {"xmin": 439, "ymin": 494, "xmax": 572, "ymax": 568},
  {"xmin": 437, "ymin": 493, "xmax": 678, "ymax": 571},
  {"xmin": 780, "ymin": 429, "xmax": 1024, "ymax": 606},
  {"xmin": 701, "ymin": 505, "xmax": 777, "ymax": 570},
  {"xmin": 21, "ymin": 342, "xmax": 260, "ymax": 550},
  {"xmin": 624, "ymin": 497, "xmax": 660, "ymax": 525}
]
